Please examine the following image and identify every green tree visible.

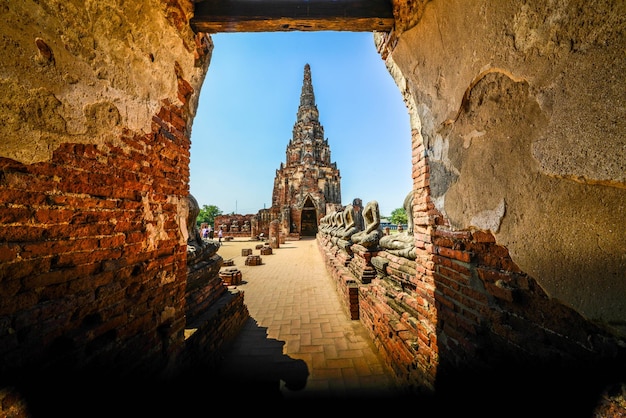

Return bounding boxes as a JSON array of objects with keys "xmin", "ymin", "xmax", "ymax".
[
  {"xmin": 196, "ymin": 204, "xmax": 222, "ymax": 227},
  {"xmin": 390, "ymin": 207, "xmax": 408, "ymax": 225}
]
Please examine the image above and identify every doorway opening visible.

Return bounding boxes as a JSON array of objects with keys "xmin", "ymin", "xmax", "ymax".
[
  {"xmin": 189, "ymin": 31, "xmax": 412, "ymax": 226},
  {"xmin": 300, "ymin": 196, "xmax": 318, "ymax": 236}
]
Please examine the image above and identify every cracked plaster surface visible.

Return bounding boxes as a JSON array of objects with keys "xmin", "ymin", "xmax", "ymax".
[
  {"xmin": 0, "ymin": 0, "xmax": 206, "ymax": 164},
  {"xmin": 389, "ymin": 0, "xmax": 626, "ymax": 333}
]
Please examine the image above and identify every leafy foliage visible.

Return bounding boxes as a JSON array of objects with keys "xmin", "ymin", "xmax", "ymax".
[
  {"xmin": 390, "ymin": 207, "xmax": 408, "ymax": 225},
  {"xmin": 196, "ymin": 205, "xmax": 222, "ymax": 227}
]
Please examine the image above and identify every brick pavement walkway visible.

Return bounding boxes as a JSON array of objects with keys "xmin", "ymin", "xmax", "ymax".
[{"xmin": 212, "ymin": 236, "xmax": 401, "ymax": 403}]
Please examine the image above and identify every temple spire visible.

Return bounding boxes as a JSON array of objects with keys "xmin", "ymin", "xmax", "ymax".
[
  {"xmin": 300, "ymin": 63, "xmax": 315, "ymax": 107},
  {"xmin": 296, "ymin": 63, "xmax": 319, "ymax": 123},
  {"xmin": 271, "ymin": 63, "xmax": 342, "ymax": 237}
]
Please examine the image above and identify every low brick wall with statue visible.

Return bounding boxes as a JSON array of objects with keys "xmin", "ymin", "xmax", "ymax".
[
  {"xmin": 317, "ymin": 195, "xmax": 626, "ymax": 412},
  {"xmin": 214, "ymin": 214, "xmax": 256, "ymax": 238}
]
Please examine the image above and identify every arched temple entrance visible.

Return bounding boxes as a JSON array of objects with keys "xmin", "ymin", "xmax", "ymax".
[{"xmin": 300, "ymin": 196, "xmax": 318, "ymax": 236}]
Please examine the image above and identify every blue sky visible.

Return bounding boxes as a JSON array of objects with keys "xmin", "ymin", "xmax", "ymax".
[{"xmin": 189, "ymin": 31, "xmax": 412, "ymax": 218}]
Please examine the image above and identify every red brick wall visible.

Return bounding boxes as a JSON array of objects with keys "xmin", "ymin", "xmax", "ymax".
[
  {"xmin": 0, "ymin": 99, "xmax": 191, "ymax": 379},
  {"xmin": 318, "ymin": 128, "xmax": 625, "ymax": 413}
]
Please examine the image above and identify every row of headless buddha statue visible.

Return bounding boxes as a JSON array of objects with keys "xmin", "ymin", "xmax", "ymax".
[
  {"xmin": 219, "ymin": 219, "xmax": 250, "ymax": 233},
  {"xmin": 318, "ymin": 192, "xmax": 417, "ymax": 260}
]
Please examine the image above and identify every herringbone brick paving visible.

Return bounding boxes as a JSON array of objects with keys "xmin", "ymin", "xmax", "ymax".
[{"xmin": 213, "ymin": 236, "xmax": 401, "ymax": 401}]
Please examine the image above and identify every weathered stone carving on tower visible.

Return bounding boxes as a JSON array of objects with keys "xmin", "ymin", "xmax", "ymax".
[{"xmin": 270, "ymin": 63, "xmax": 342, "ymax": 237}]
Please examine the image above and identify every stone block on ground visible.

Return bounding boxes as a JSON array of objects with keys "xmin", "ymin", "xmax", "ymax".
[
  {"xmin": 245, "ymin": 255, "xmax": 262, "ymax": 266},
  {"xmin": 219, "ymin": 266, "xmax": 242, "ymax": 286}
]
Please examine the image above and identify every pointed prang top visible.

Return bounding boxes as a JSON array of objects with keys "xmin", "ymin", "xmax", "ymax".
[
  {"xmin": 296, "ymin": 63, "xmax": 319, "ymax": 123},
  {"xmin": 300, "ymin": 63, "xmax": 315, "ymax": 107}
]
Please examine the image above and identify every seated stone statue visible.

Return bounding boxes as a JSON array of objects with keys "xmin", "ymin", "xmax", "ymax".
[
  {"xmin": 350, "ymin": 200, "xmax": 382, "ymax": 249},
  {"xmin": 320, "ymin": 211, "xmax": 335, "ymax": 236},
  {"xmin": 336, "ymin": 204, "xmax": 360, "ymax": 252},
  {"xmin": 339, "ymin": 204, "xmax": 359, "ymax": 240},
  {"xmin": 185, "ymin": 194, "xmax": 219, "ymax": 260},
  {"xmin": 379, "ymin": 190, "xmax": 416, "ymax": 259},
  {"xmin": 318, "ymin": 213, "xmax": 328, "ymax": 234},
  {"xmin": 330, "ymin": 210, "xmax": 346, "ymax": 237},
  {"xmin": 186, "ymin": 194, "xmax": 203, "ymax": 250},
  {"xmin": 352, "ymin": 198, "xmax": 364, "ymax": 231},
  {"xmin": 327, "ymin": 211, "xmax": 342, "ymax": 236},
  {"xmin": 320, "ymin": 212, "xmax": 330, "ymax": 235}
]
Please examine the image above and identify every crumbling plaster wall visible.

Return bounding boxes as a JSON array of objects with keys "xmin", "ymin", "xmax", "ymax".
[
  {"xmin": 0, "ymin": 0, "xmax": 206, "ymax": 165},
  {"xmin": 0, "ymin": 0, "xmax": 209, "ymax": 291},
  {"xmin": 0, "ymin": 0, "xmax": 211, "ymax": 380},
  {"xmin": 387, "ymin": 0, "xmax": 626, "ymax": 335}
]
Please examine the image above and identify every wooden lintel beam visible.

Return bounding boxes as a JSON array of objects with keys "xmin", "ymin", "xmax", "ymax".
[{"xmin": 190, "ymin": 0, "xmax": 394, "ymax": 33}]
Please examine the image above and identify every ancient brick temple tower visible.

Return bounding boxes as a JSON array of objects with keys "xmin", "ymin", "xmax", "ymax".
[{"xmin": 270, "ymin": 64, "xmax": 342, "ymax": 237}]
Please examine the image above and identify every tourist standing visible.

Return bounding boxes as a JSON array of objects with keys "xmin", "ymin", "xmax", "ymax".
[
  {"xmin": 218, "ymin": 227, "xmax": 223, "ymax": 244},
  {"xmin": 208, "ymin": 224, "xmax": 214, "ymax": 239}
]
